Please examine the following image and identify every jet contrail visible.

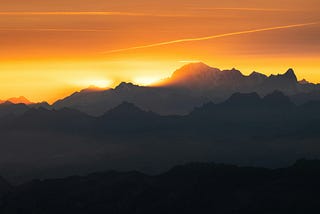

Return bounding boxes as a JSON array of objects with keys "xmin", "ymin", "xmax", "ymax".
[{"xmin": 103, "ymin": 22, "xmax": 319, "ymax": 54}]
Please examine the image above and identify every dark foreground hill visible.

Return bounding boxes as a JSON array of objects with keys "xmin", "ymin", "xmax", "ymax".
[{"xmin": 1, "ymin": 159, "xmax": 320, "ymax": 214}]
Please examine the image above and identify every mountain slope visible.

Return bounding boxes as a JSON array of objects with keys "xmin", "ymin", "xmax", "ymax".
[
  {"xmin": 0, "ymin": 102, "xmax": 30, "ymax": 119},
  {"xmin": 158, "ymin": 63, "xmax": 302, "ymax": 96},
  {"xmin": 53, "ymin": 82, "xmax": 206, "ymax": 116}
]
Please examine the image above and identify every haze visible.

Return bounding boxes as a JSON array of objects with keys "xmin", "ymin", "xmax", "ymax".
[{"xmin": 0, "ymin": 0, "xmax": 319, "ymax": 103}]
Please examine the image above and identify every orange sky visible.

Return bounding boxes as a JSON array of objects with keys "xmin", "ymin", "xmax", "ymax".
[{"xmin": 0, "ymin": 0, "xmax": 320, "ymax": 103}]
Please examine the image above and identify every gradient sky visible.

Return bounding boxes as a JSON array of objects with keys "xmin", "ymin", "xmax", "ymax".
[{"xmin": 0, "ymin": 0, "xmax": 320, "ymax": 103}]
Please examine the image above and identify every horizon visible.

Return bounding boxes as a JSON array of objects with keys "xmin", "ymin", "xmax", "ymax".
[
  {"xmin": 0, "ymin": 62, "xmax": 313, "ymax": 104},
  {"xmin": 1, "ymin": 0, "xmax": 319, "ymax": 103}
]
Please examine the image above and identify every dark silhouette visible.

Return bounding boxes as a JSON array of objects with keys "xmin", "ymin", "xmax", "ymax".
[
  {"xmin": 1, "ymin": 160, "xmax": 320, "ymax": 214},
  {"xmin": 0, "ymin": 91, "xmax": 319, "ymax": 183}
]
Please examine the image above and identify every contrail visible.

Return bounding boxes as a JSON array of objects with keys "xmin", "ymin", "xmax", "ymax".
[{"xmin": 103, "ymin": 22, "xmax": 319, "ymax": 54}]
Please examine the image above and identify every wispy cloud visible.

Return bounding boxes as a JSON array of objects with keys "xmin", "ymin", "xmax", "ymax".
[
  {"xmin": 0, "ymin": 11, "xmax": 194, "ymax": 17},
  {"xmin": 103, "ymin": 22, "xmax": 319, "ymax": 54},
  {"xmin": 191, "ymin": 7, "xmax": 294, "ymax": 12},
  {"xmin": 0, "ymin": 28, "xmax": 113, "ymax": 32},
  {"xmin": 0, "ymin": 11, "xmax": 146, "ymax": 16}
]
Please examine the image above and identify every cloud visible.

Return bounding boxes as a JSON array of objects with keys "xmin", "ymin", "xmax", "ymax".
[
  {"xmin": 0, "ymin": 11, "xmax": 194, "ymax": 17},
  {"xmin": 191, "ymin": 7, "xmax": 294, "ymax": 12},
  {"xmin": 0, "ymin": 11, "xmax": 146, "ymax": 16},
  {"xmin": 103, "ymin": 22, "xmax": 319, "ymax": 54},
  {"xmin": 0, "ymin": 28, "xmax": 113, "ymax": 32}
]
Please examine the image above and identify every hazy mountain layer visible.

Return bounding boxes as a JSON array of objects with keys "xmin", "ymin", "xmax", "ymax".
[{"xmin": 1, "ymin": 91, "xmax": 320, "ymax": 183}]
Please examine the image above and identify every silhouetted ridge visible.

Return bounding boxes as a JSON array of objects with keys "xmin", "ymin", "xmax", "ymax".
[
  {"xmin": 226, "ymin": 92, "xmax": 261, "ymax": 105},
  {"xmin": 52, "ymin": 63, "xmax": 320, "ymax": 116},
  {"xmin": 263, "ymin": 91, "xmax": 294, "ymax": 108},
  {"xmin": 298, "ymin": 79, "xmax": 311, "ymax": 85},
  {"xmin": 13, "ymin": 107, "xmax": 94, "ymax": 131},
  {"xmin": 3, "ymin": 160, "xmax": 320, "ymax": 214},
  {"xmin": 284, "ymin": 68, "xmax": 297, "ymax": 81},
  {"xmin": 103, "ymin": 102, "xmax": 156, "ymax": 119},
  {"xmin": 115, "ymin": 82, "xmax": 140, "ymax": 91},
  {"xmin": 269, "ymin": 68, "xmax": 297, "ymax": 83},
  {"xmin": 0, "ymin": 102, "xmax": 29, "ymax": 118},
  {"xmin": 249, "ymin": 71, "xmax": 267, "ymax": 79},
  {"xmin": 293, "ymin": 159, "xmax": 320, "ymax": 170},
  {"xmin": 222, "ymin": 68, "xmax": 243, "ymax": 76}
]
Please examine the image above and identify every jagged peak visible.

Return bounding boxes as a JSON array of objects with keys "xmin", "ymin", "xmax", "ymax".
[
  {"xmin": 221, "ymin": 68, "xmax": 243, "ymax": 76},
  {"xmin": 80, "ymin": 85, "xmax": 110, "ymax": 93},
  {"xmin": 115, "ymin": 82, "xmax": 139, "ymax": 90},
  {"xmin": 298, "ymin": 79, "xmax": 311, "ymax": 85},
  {"xmin": 269, "ymin": 68, "xmax": 297, "ymax": 82},
  {"xmin": 283, "ymin": 68, "xmax": 297, "ymax": 81},
  {"xmin": 249, "ymin": 71, "xmax": 267, "ymax": 78},
  {"xmin": 285, "ymin": 68, "xmax": 295, "ymax": 75}
]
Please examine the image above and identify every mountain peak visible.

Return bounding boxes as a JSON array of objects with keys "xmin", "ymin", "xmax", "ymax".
[
  {"xmin": 103, "ymin": 101, "xmax": 156, "ymax": 120},
  {"xmin": 298, "ymin": 79, "xmax": 311, "ymax": 85},
  {"xmin": 171, "ymin": 62, "xmax": 220, "ymax": 79},
  {"xmin": 0, "ymin": 96, "xmax": 33, "ymax": 105},
  {"xmin": 249, "ymin": 71, "xmax": 267, "ymax": 78},
  {"xmin": 180, "ymin": 62, "xmax": 212, "ymax": 70},
  {"xmin": 107, "ymin": 102, "xmax": 145, "ymax": 115},
  {"xmin": 115, "ymin": 82, "xmax": 139, "ymax": 91},
  {"xmin": 222, "ymin": 68, "xmax": 243, "ymax": 76},
  {"xmin": 283, "ymin": 68, "xmax": 297, "ymax": 81}
]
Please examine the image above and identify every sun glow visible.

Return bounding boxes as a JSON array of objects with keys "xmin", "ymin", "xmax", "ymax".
[
  {"xmin": 133, "ymin": 77, "xmax": 163, "ymax": 86},
  {"xmin": 77, "ymin": 79, "xmax": 112, "ymax": 89},
  {"xmin": 0, "ymin": 0, "xmax": 319, "ymax": 102}
]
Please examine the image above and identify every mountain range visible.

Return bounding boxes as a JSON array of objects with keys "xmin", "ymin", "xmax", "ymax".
[
  {"xmin": 51, "ymin": 62, "xmax": 320, "ymax": 116},
  {"xmin": 0, "ymin": 63, "xmax": 320, "ymax": 183},
  {"xmin": 3, "ymin": 63, "xmax": 320, "ymax": 116}
]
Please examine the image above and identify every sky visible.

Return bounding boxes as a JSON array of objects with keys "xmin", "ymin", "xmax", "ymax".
[{"xmin": 0, "ymin": 0, "xmax": 320, "ymax": 103}]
